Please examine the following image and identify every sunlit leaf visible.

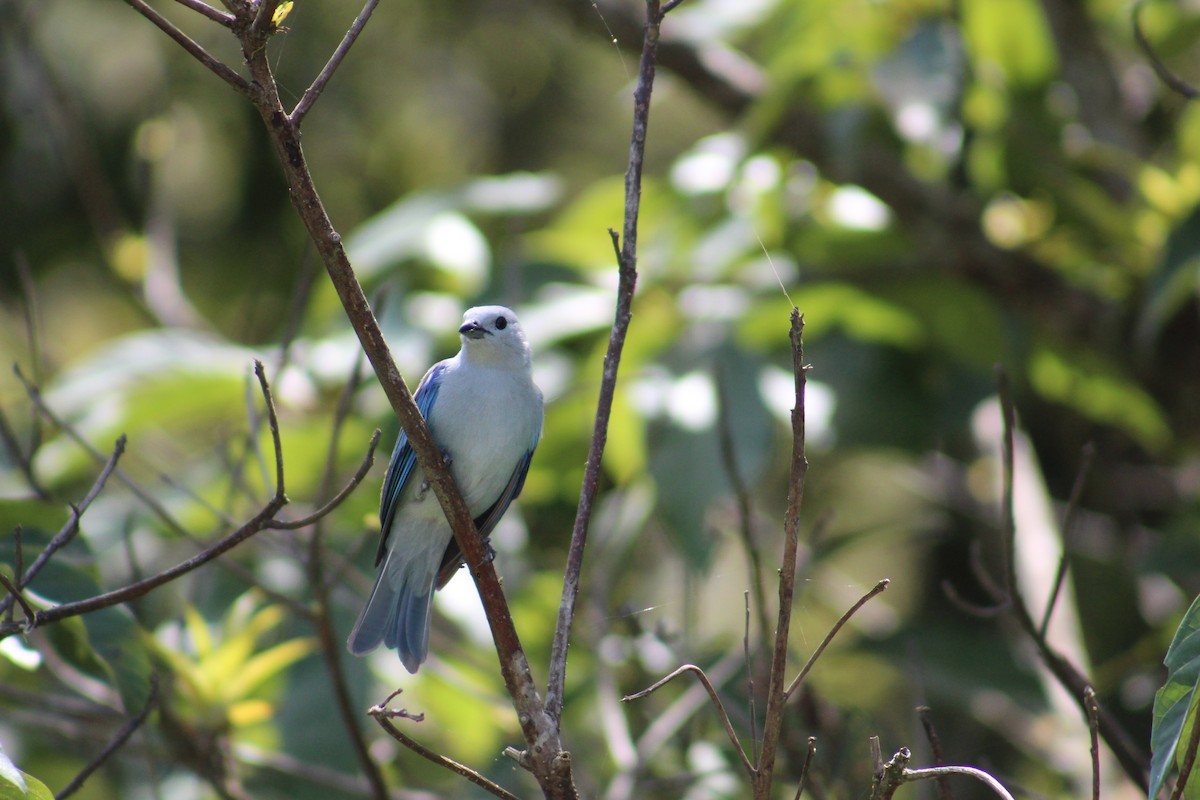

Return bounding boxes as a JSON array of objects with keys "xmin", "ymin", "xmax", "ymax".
[
  {"xmin": 271, "ymin": 0, "xmax": 293, "ymax": 27},
  {"xmin": 1151, "ymin": 594, "xmax": 1200, "ymax": 800},
  {"xmin": 1029, "ymin": 346, "xmax": 1171, "ymax": 452}
]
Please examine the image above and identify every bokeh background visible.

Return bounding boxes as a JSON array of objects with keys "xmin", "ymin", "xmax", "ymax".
[{"xmin": 2, "ymin": 0, "xmax": 1199, "ymax": 797}]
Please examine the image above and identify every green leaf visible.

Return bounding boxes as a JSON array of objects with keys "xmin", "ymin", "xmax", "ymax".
[
  {"xmin": 1151, "ymin": 593, "xmax": 1200, "ymax": 800},
  {"xmin": 0, "ymin": 748, "xmax": 53, "ymax": 800},
  {"xmin": 0, "ymin": 748, "xmax": 26, "ymax": 795}
]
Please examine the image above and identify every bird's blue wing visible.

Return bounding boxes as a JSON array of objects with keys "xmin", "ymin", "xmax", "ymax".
[{"xmin": 374, "ymin": 362, "xmax": 447, "ymax": 566}]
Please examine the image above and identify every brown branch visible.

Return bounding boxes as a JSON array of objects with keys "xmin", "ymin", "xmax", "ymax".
[
  {"xmin": 56, "ymin": 677, "xmax": 159, "ymax": 799},
  {"xmin": 290, "ymin": 0, "xmax": 382, "ymax": 124},
  {"xmin": 0, "ymin": 572, "xmax": 35, "ymax": 628},
  {"xmin": 980, "ymin": 372, "xmax": 1149, "ymax": 790},
  {"xmin": 0, "ymin": 433, "xmax": 126, "ymax": 619},
  {"xmin": 172, "ymin": 0, "xmax": 235, "ymax": 27},
  {"xmin": 622, "ymin": 663, "xmax": 755, "ymax": 776},
  {"xmin": 1132, "ymin": 2, "xmax": 1199, "ymax": 100},
  {"xmin": 1039, "ymin": 442, "xmax": 1095, "ymax": 640},
  {"xmin": 917, "ymin": 707, "xmax": 954, "ymax": 800},
  {"xmin": 791, "ymin": 737, "xmax": 816, "ymax": 800},
  {"xmin": 752, "ymin": 309, "xmax": 807, "ymax": 798},
  {"xmin": 546, "ymin": 0, "xmax": 674, "ymax": 727},
  {"xmin": 0, "ymin": 364, "xmax": 288, "ymax": 639},
  {"xmin": 1085, "ymin": 687, "xmax": 1101, "ymax": 800},
  {"xmin": 871, "ymin": 745, "xmax": 911, "ymax": 800},
  {"xmin": 784, "ymin": 579, "xmax": 890, "ymax": 699},
  {"xmin": 122, "ymin": 0, "xmax": 251, "ymax": 95},
  {"xmin": 269, "ymin": 430, "xmax": 380, "ymax": 530},
  {"xmin": 369, "ymin": 693, "xmax": 520, "ymax": 800},
  {"xmin": 717, "ymin": 365, "xmax": 770, "ymax": 646},
  {"xmin": 302, "ymin": 355, "xmax": 388, "ymax": 800}
]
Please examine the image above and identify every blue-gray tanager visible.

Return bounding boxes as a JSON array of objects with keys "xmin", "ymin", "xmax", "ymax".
[{"xmin": 347, "ymin": 305, "xmax": 544, "ymax": 673}]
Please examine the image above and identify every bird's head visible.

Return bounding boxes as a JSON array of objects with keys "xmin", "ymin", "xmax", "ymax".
[{"xmin": 458, "ymin": 306, "xmax": 531, "ymax": 366}]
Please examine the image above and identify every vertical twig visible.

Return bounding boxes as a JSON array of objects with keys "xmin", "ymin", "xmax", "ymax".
[
  {"xmin": 547, "ymin": 0, "xmax": 675, "ymax": 724},
  {"xmin": 717, "ymin": 364, "xmax": 771, "ymax": 644},
  {"xmin": 1039, "ymin": 442, "xmax": 1095, "ymax": 639},
  {"xmin": 56, "ymin": 678, "xmax": 160, "ymax": 799},
  {"xmin": 752, "ymin": 310, "xmax": 808, "ymax": 798},
  {"xmin": 792, "ymin": 737, "xmax": 817, "ymax": 800},
  {"xmin": 918, "ymin": 706, "xmax": 955, "ymax": 800},
  {"xmin": 1084, "ymin": 687, "xmax": 1101, "ymax": 800}
]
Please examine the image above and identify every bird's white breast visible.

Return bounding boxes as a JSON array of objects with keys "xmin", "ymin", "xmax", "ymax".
[{"xmin": 424, "ymin": 361, "xmax": 542, "ymax": 514}]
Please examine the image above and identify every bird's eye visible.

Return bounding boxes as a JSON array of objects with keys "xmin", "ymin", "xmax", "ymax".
[{"xmin": 495, "ymin": 316, "xmax": 508, "ymax": 330}]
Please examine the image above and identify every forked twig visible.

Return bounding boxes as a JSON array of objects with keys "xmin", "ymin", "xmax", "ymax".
[
  {"xmin": 1132, "ymin": 2, "xmax": 1199, "ymax": 100},
  {"xmin": 369, "ymin": 691, "xmax": 520, "ymax": 800},
  {"xmin": 784, "ymin": 579, "xmax": 890, "ymax": 699},
  {"xmin": 56, "ymin": 677, "xmax": 160, "ymax": 799},
  {"xmin": 291, "ymin": 0, "xmax": 383, "ymax": 123},
  {"xmin": 622, "ymin": 663, "xmax": 755, "ymax": 774},
  {"xmin": 123, "ymin": 0, "xmax": 251, "ymax": 94}
]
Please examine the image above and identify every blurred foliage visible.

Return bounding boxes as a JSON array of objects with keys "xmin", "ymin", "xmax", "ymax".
[{"xmin": 1, "ymin": 0, "xmax": 1199, "ymax": 797}]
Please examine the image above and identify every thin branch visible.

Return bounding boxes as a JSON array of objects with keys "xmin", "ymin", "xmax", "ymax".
[
  {"xmin": 172, "ymin": 0, "xmax": 235, "ymax": 27},
  {"xmin": 622, "ymin": 663, "xmax": 755, "ymax": 776},
  {"xmin": 369, "ymin": 693, "xmax": 520, "ymax": 800},
  {"xmin": 784, "ymin": 579, "xmax": 889, "ymax": 699},
  {"xmin": 903, "ymin": 765, "xmax": 1017, "ymax": 800},
  {"xmin": 717, "ymin": 364, "xmax": 770, "ymax": 645},
  {"xmin": 1039, "ymin": 442, "xmax": 1095, "ymax": 639},
  {"xmin": 547, "ymin": 0, "xmax": 668, "ymax": 725},
  {"xmin": 917, "ymin": 707, "xmax": 954, "ymax": 800},
  {"xmin": 0, "ymin": 368, "xmax": 291, "ymax": 638},
  {"xmin": 744, "ymin": 591, "xmax": 759, "ymax": 763},
  {"xmin": 254, "ymin": 360, "xmax": 287, "ymax": 502},
  {"xmin": 792, "ymin": 737, "xmax": 816, "ymax": 800},
  {"xmin": 0, "ymin": 435, "xmax": 126, "ymax": 619},
  {"xmin": 753, "ymin": 310, "xmax": 807, "ymax": 797},
  {"xmin": 1084, "ymin": 687, "xmax": 1101, "ymax": 800},
  {"xmin": 1132, "ymin": 2, "xmax": 1199, "ymax": 100},
  {"xmin": 302, "ymin": 353, "xmax": 388, "ymax": 800},
  {"xmin": 56, "ymin": 677, "xmax": 159, "ymax": 799},
  {"xmin": 0, "ymin": 573, "xmax": 35, "ymax": 628},
  {"xmin": 291, "ymin": 0, "xmax": 382, "ymax": 124},
  {"xmin": 123, "ymin": 0, "xmax": 252, "ymax": 95}
]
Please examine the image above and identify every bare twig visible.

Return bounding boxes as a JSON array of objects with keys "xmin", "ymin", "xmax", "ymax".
[
  {"xmin": 172, "ymin": 0, "xmax": 235, "ymax": 27},
  {"xmin": 56, "ymin": 677, "xmax": 159, "ymax": 799},
  {"xmin": 784, "ymin": 579, "xmax": 890, "ymax": 699},
  {"xmin": 744, "ymin": 591, "xmax": 759, "ymax": 763},
  {"xmin": 270, "ymin": 430, "xmax": 380, "ymax": 530},
  {"xmin": 302, "ymin": 354, "xmax": 388, "ymax": 800},
  {"xmin": 547, "ymin": 0, "xmax": 677, "ymax": 726},
  {"xmin": 1039, "ymin": 442, "xmax": 1095, "ymax": 639},
  {"xmin": 0, "ymin": 366, "xmax": 289, "ymax": 639},
  {"xmin": 122, "ymin": 0, "xmax": 251, "ymax": 94},
  {"xmin": 0, "ymin": 572, "xmax": 35, "ymax": 628},
  {"xmin": 792, "ymin": 737, "xmax": 816, "ymax": 800},
  {"xmin": 291, "ymin": 0, "xmax": 382, "ymax": 124},
  {"xmin": 903, "ymin": 764, "xmax": 1016, "ymax": 800},
  {"xmin": 752, "ymin": 310, "xmax": 807, "ymax": 798},
  {"xmin": 369, "ymin": 693, "xmax": 520, "ymax": 800},
  {"xmin": 1084, "ymin": 687, "xmax": 1101, "ymax": 800},
  {"xmin": 717, "ymin": 365, "xmax": 770, "ymax": 645},
  {"xmin": 0, "ymin": 435, "xmax": 126, "ymax": 619},
  {"xmin": 1132, "ymin": 2, "xmax": 1199, "ymax": 100},
  {"xmin": 917, "ymin": 707, "xmax": 954, "ymax": 800},
  {"xmin": 622, "ymin": 663, "xmax": 755, "ymax": 775},
  {"xmin": 871, "ymin": 745, "xmax": 910, "ymax": 800}
]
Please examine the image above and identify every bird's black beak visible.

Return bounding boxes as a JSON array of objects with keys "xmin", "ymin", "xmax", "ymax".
[{"xmin": 459, "ymin": 320, "xmax": 490, "ymax": 340}]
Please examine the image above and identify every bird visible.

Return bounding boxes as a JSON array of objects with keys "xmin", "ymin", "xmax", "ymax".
[{"xmin": 346, "ymin": 305, "xmax": 544, "ymax": 673}]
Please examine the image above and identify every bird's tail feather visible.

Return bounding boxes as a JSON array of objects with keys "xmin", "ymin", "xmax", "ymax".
[{"xmin": 346, "ymin": 547, "xmax": 437, "ymax": 673}]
